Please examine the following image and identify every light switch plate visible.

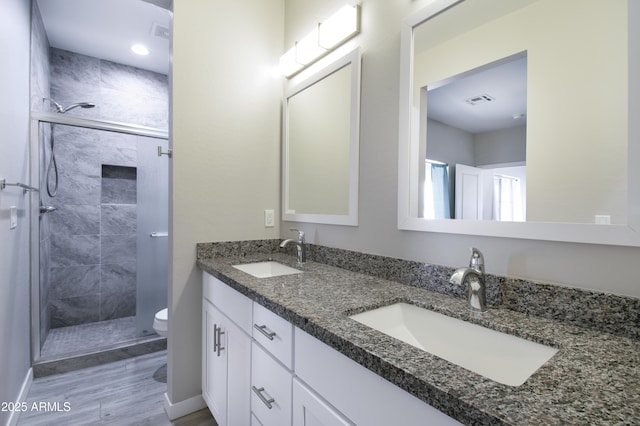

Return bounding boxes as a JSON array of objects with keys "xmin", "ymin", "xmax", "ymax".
[{"xmin": 10, "ymin": 206, "xmax": 17, "ymax": 229}]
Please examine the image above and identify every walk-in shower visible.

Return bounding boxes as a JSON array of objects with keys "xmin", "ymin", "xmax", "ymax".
[
  {"xmin": 29, "ymin": 0, "xmax": 171, "ymax": 376},
  {"xmin": 31, "ymin": 112, "xmax": 169, "ymax": 370}
]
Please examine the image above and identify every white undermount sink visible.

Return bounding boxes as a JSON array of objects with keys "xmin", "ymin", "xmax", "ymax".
[
  {"xmin": 232, "ymin": 261, "xmax": 302, "ymax": 278},
  {"xmin": 349, "ymin": 303, "xmax": 558, "ymax": 386}
]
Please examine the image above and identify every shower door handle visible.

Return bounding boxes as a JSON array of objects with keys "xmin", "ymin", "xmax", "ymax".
[{"xmin": 150, "ymin": 232, "xmax": 168, "ymax": 238}]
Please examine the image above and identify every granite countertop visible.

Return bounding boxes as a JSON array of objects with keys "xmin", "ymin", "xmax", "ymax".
[{"xmin": 197, "ymin": 253, "xmax": 640, "ymax": 425}]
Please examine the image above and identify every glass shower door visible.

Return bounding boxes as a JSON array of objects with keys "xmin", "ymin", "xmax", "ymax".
[{"xmin": 136, "ymin": 136, "xmax": 169, "ymax": 336}]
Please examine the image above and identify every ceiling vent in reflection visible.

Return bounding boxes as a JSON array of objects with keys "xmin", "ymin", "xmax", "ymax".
[
  {"xmin": 151, "ymin": 22, "xmax": 170, "ymax": 40},
  {"xmin": 465, "ymin": 94, "xmax": 495, "ymax": 106}
]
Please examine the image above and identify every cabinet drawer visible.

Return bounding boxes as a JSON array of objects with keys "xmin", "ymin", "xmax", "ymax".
[
  {"xmin": 203, "ymin": 272, "xmax": 252, "ymax": 334},
  {"xmin": 293, "ymin": 378, "xmax": 353, "ymax": 426},
  {"xmin": 251, "ymin": 342, "xmax": 292, "ymax": 426},
  {"xmin": 252, "ymin": 302, "xmax": 293, "ymax": 368}
]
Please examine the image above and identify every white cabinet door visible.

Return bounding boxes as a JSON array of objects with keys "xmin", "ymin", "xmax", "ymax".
[
  {"xmin": 293, "ymin": 378, "xmax": 353, "ymax": 426},
  {"xmin": 203, "ymin": 300, "xmax": 228, "ymax": 425},
  {"xmin": 202, "ymin": 298, "xmax": 252, "ymax": 426},
  {"xmin": 251, "ymin": 342, "xmax": 292, "ymax": 426}
]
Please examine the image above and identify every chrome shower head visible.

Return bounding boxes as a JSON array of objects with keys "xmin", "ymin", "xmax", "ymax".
[{"xmin": 43, "ymin": 98, "xmax": 95, "ymax": 113}]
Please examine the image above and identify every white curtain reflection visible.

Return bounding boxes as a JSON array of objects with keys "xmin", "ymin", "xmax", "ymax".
[{"xmin": 493, "ymin": 174, "xmax": 524, "ymax": 222}]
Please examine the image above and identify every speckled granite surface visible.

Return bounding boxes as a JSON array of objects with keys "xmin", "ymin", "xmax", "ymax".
[{"xmin": 196, "ymin": 241, "xmax": 640, "ymax": 425}]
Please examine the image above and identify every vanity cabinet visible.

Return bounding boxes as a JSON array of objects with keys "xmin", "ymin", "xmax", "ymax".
[
  {"xmin": 202, "ymin": 271, "xmax": 460, "ymax": 426},
  {"xmin": 202, "ymin": 273, "xmax": 252, "ymax": 426}
]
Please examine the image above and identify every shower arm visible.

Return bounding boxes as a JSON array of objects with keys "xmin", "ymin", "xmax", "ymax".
[{"xmin": 0, "ymin": 178, "xmax": 39, "ymax": 192}]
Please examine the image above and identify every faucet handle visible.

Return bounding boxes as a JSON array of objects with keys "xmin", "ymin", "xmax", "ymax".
[
  {"xmin": 290, "ymin": 228, "xmax": 305, "ymax": 243},
  {"xmin": 469, "ymin": 247, "xmax": 484, "ymax": 274}
]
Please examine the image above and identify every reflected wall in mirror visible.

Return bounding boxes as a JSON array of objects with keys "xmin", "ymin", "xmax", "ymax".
[
  {"xmin": 283, "ymin": 47, "xmax": 360, "ymax": 226},
  {"xmin": 398, "ymin": 0, "xmax": 640, "ymax": 245}
]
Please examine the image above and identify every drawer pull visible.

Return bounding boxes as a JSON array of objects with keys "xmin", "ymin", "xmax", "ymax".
[
  {"xmin": 251, "ymin": 386, "xmax": 275, "ymax": 409},
  {"xmin": 253, "ymin": 324, "xmax": 277, "ymax": 341}
]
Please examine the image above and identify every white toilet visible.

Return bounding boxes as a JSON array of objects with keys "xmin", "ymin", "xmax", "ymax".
[{"xmin": 153, "ymin": 308, "xmax": 168, "ymax": 337}]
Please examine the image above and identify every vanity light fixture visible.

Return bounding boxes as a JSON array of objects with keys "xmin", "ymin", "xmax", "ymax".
[
  {"xmin": 131, "ymin": 43, "xmax": 150, "ymax": 56},
  {"xmin": 280, "ymin": 4, "xmax": 360, "ymax": 78}
]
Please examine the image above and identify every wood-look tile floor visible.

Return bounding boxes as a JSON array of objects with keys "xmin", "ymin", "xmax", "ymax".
[{"xmin": 18, "ymin": 350, "xmax": 217, "ymax": 426}]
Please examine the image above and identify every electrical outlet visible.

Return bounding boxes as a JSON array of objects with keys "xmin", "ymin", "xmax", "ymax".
[
  {"xmin": 264, "ymin": 209, "xmax": 275, "ymax": 227},
  {"xmin": 595, "ymin": 215, "xmax": 611, "ymax": 225}
]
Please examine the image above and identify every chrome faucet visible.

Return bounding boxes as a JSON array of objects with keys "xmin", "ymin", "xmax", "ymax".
[
  {"xmin": 449, "ymin": 248, "xmax": 487, "ymax": 312},
  {"xmin": 280, "ymin": 228, "xmax": 306, "ymax": 265}
]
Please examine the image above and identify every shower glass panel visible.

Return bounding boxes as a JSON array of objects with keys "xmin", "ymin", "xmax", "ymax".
[
  {"xmin": 35, "ymin": 118, "xmax": 168, "ymax": 361},
  {"xmin": 136, "ymin": 137, "xmax": 169, "ymax": 336}
]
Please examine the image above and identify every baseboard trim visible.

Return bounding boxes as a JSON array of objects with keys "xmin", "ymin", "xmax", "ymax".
[
  {"xmin": 8, "ymin": 367, "xmax": 34, "ymax": 426},
  {"xmin": 163, "ymin": 392, "xmax": 207, "ymax": 420}
]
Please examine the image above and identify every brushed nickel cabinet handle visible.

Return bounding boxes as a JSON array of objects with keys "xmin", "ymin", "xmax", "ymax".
[
  {"xmin": 253, "ymin": 324, "xmax": 277, "ymax": 341},
  {"xmin": 213, "ymin": 324, "xmax": 225, "ymax": 356},
  {"xmin": 252, "ymin": 386, "xmax": 275, "ymax": 409}
]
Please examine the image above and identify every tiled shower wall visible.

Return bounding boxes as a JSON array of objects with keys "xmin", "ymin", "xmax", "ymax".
[{"xmin": 31, "ymin": 0, "xmax": 168, "ymax": 332}]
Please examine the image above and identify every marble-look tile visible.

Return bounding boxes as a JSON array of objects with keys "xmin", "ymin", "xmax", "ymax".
[
  {"xmin": 101, "ymin": 262, "xmax": 136, "ymax": 295},
  {"xmin": 101, "ymin": 235, "xmax": 136, "ymax": 265},
  {"xmin": 101, "ymin": 177, "xmax": 137, "ymax": 204},
  {"xmin": 100, "ymin": 131, "xmax": 137, "ymax": 168},
  {"xmin": 50, "ymin": 204, "xmax": 100, "ymax": 236},
  {"xmin": 50, "ymin": 48, "xmax": 100, "ymax": 88},
  {"xmin": 100, "ymin": 290, "xmax": 136, "ymax": 321},
  {"xmin": 50, "ymin": 234, "xmax": 100, "ymax": 267},
  {"xmin": 100, "ymin": 86, "xmax": 168, "ymax": 129},
  {"xmin": 100, "ymin": 59, "xmax": 168, "ymax": 100},
  {"xmin": 101, "ymin": 204, "xmax": 136, "ymax": 235},
  {"xmin": 55, "ymin": 173, "xmax": 101, "ymax": 205},
  {"xmin": 49, "ymin": 48, "xmax": 101, "ymax": 119},
  {"xmin": 50, "ymin": 295, "xmax": 100, "ymax": 328},
  {"xmin": 50, "ymin": 265, "xmax": 100, "ymax": 299},
  {"xmin": 54, "ymin": 126, "xmax": 101, "ymax": 177}
]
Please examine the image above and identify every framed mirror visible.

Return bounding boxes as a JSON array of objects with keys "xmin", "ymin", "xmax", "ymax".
[
  {"xmin": 398, "ymin": 0, "xmax": 640, "ymax": 246},
  {"xmin": 283, "ymin": 47, "xmax": 360, "ymax": 226}
]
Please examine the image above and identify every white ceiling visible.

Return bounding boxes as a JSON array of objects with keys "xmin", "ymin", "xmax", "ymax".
[
  {"xmin": 37, "ymin": 0, "xmax": 171, "ymax": 75},
  {"xmin": 427, "ymin": 55, "xmax": 527, "ymax": 134}
]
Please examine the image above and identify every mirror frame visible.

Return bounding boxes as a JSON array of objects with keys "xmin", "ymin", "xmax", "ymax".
[
  {"xmin": 398, "ymin": 0, "xmax": 640, "ymax": 246},
  {"xmin": 283, "ymin": 47, "xmax": 361, "ymax": 226}
]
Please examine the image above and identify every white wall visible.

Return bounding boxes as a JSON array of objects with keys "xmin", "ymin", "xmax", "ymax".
[
  {"xmin": 475, "ymin": 125, "xmax": 526, "ymax": 167},
  {"xmin": 168, "ymin": 0, "xmax": 283, "ymax": 409},
  {"xmin": 0, "ymin": 0, "xmax": 33, "ymax": 424},
  {"xmin": 282, "ymin": 0, "xmax": 640, "ymax": 298}
]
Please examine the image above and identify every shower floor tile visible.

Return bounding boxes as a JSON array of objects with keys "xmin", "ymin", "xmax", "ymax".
[{"xmin": 41, "ymin": 316, "xmax": 138, "ymax": 358}]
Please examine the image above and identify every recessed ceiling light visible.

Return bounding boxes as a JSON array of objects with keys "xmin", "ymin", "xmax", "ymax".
[{"xmin": 131, "ymin": 44, "xmax": 150, "ymax": 56}]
